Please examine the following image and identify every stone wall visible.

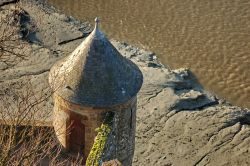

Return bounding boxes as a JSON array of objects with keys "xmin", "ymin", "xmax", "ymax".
[
  {"xmin": 100, "ymin": 98, "xmax": 137, "ymax": 166},
  {"xmin": 86, "ymin": 112, "xmax": 113, "ymax": 166},
  {"xmin": 53, "ymin": 93, "xmax": 137, "ymax": 165},
  {"xmin": 53, "ymin": 94, "xmax": 107, "ymax": 159}
]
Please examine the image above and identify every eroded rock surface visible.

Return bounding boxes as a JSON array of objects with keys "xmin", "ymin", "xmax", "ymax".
[
  {"xmin": 115, "ymin": 42, "xmax": 250, "ymax": 166},
  {"xmin": 0, "ymin": 1, "xmax": 249, "ymax": 165}
]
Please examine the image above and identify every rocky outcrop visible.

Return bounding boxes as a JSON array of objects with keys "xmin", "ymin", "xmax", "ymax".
[
  {"xmin": 0, "ymin": 0, "xmax": 19, "ymax": 7},
  {"xmin": 0, "ymin": 1, "xmax": 249, "ymax": 166}
]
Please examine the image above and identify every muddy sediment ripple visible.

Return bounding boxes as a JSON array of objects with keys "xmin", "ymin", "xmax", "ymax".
[{"xmin": 47, "ymin": 0, "xmax": 250, "ymax": 108}]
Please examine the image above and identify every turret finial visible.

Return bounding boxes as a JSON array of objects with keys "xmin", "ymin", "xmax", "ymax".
[{"xmin": 95, "ymin": 17, "xmax": 100, "ymax": 29}]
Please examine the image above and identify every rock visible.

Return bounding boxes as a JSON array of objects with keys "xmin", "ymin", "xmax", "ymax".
[
  {"xmin": 172, "ymin": 89, "xmax": 218, "ymax": 111},
  {"xmin": 147, "ymin": 62, "xmax": 161, "ymax": 68},
  {"xmin": 102, "ymin": 159, "xmax": 122, "ymax": 166},
  {"xmin": 0, "ymin": 0, "xmax": 18, "ymax": 7},
  {"xmin": 0, "ymin": 1, "xmax": 249, "ymax": 166}
]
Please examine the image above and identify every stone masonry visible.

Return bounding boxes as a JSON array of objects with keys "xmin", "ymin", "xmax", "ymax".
[{"xmin": 49, "ymin": 18, "xmax": 143, "ymax": 165}]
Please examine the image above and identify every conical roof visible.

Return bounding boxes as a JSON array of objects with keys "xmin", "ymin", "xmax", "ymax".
[{"xmin": 49, "ymin": 18, "xmax": 143, "ymax": 107}]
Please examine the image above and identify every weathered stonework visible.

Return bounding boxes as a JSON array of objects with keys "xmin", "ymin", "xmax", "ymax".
[
  {"xmin": 53, "ymin": 92, "xmax": 138, "ymax": 164},
  {"xmin": 53, "ymin": 94, "xmax": 107, "ymax": 159},
  {"xmin": 100, "ymin": 98, "xmax": 137, "ymax": 165},
  {"xmin": 49, "ymin": 18, "xmax": 143, "ymax": 165},
  {"xmin": 102, "ymin": 159, "xmax": 122, "ymax": 166}
]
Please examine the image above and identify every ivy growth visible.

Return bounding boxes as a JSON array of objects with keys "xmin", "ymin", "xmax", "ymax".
[{"xmin": 86, "ymin": 112, "xmax": 114, "ymax": 166}]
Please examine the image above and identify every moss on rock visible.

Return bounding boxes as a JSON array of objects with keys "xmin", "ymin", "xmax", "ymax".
[{"xmin": 86, "ymin": 112, "xmax": 114, "ymax": 166}]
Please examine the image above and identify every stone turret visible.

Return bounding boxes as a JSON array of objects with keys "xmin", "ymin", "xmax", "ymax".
[{"xmin": 49, "ymin": 18, "xmax": 143, "ymax": 165}]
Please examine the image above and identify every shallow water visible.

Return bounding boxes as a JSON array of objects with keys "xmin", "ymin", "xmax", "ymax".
[{"xmin": 47, "ymin": 0, "xmax": 250, "ymax": 109}]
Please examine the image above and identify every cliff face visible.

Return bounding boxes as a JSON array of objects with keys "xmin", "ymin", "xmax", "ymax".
[
  {"xmin": 113, "ymin": 41, "xmax": 250, "ymax": 166},
  {"xmin": 0, "ymin": 1, "xmax": 250, "ymax": 166}
]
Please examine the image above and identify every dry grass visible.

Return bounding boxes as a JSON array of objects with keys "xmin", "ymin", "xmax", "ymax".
[
  {"xmin": 0, "ymin": 3, "xmax": 84, "ymax": 165},
  {"xmin": 0, "ymin": 4, "xmax": 28, "ymax": 68}
]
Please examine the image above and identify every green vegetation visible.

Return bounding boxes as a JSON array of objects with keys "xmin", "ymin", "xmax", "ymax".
[{"xmin": 86, "ymin": 112, "xmax": 114, "ymax": 166}]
